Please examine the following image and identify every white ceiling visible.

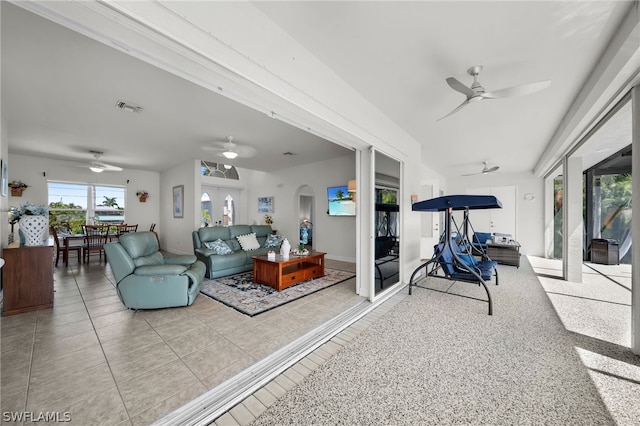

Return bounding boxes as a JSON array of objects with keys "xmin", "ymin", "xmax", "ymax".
[
  {"xmin": 2, "ymin": 1, "xmax": 635, "ymax": 177},
  {"xmin": 1, "ymin": 2, "xmax": 353, "ymax": 173}
]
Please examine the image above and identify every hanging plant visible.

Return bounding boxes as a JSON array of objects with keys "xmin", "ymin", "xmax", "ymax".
[
  {"xmin": 136, "ymin": 191, "xmax": 149, "ymax": 202},
  {"xmin": 8, "ymin": 181, "xmax": 28, "ymax": 197}
]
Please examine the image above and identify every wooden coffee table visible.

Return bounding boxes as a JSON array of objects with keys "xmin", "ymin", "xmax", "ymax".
[{"xmin": 252, "ymin": 251, "xmax": 325, "ymax": 291}]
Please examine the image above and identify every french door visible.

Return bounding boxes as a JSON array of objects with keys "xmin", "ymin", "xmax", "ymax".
[{"xmin": 201, "ymin": 186, "xmax": 241, "ymax": 227}]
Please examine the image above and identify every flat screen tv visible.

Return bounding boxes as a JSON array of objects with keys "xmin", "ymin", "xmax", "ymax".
[{"xmin": 327, "ymin": 185, "xmax": 356, "ymax": 216}]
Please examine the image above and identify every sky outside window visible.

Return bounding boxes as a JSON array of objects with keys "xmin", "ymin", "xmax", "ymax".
[{"xmin": 48, "ymin": 182, "xmax": 125, "ymax": 208}]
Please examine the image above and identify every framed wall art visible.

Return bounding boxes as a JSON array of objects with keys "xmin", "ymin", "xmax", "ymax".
[
  {"xmin": 173, "ymin": 185, "xmax": 184, "ymax": 218},
  {"xmin": 257, "ymin": 196, "xmax": 274, "ymax": 214}
]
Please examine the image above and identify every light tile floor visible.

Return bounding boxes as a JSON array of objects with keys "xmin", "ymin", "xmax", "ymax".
[{"xmin": 0, "ymin": 258, "xmax": 362, "ymax": 425}]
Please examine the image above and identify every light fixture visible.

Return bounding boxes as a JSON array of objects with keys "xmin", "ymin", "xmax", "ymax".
[
  {"xmin": 222, "ymin": 150, "xmax": 238, "ymax": 159},
  {"xmin": 89, "ymin": 165, "xmax": 104, "ymax": 173},
  {"xmin": 115, "ymin": 100, "xmax": 143, "ymax": 113},
  {"xmin": 223, "ymin": 164, "xmax": 232, "ymax": 170}
]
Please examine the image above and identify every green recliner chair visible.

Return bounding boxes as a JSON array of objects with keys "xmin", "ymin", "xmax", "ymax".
[{"xmin": 105, "ymin": 231, "xmax": 206, "ymax": 309}]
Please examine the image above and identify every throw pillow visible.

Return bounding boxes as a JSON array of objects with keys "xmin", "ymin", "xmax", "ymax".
[
  {"xmin": 263, "ymin": 234, "xmax": 283, "ymax": 248},
  {"xmin": 204, "ymin": 239, "xmax": 233, "ymax": 255},
  {"xmin": 236, "ymin": 233, "xmax": 261, "ymax": 251}
]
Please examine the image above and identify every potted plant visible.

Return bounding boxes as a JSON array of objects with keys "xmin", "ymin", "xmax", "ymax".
[
  {"xmin": 293, "ymin": 243, "xmax": 309, "ymax": 256},
  {"xmin": 136, "ymin": 191, "xmax": 149, "ymax": 202},
  {"xmin": 8, "ymin": 181, "xmax": 28, "ymax": 197}
]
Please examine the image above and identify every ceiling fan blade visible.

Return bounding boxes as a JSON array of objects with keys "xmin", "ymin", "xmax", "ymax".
[
  {"xmin": 235, "ymin": 145, "xmax": 257, "ymax": 158},
  {"xmin": 462, "ymin": 162, "xmax": 500, "ymax": 176},
  {"xmin": 481, "ymin": 80, "xmax": 551, "ymax": 99},
  {"xmin": 102, "ymin": 164, "xmax": 123, "ymax": 172},
  {"xmin": 92, "ymin": 161, "xmax": 122, "ymax": 172},
  {"xmin": 445, "ymin": 77, "xmax": 476, "ymax": 98},
  {"xmin": 437, "ymin": 99, "xmax": 470, "ymax": 121}
]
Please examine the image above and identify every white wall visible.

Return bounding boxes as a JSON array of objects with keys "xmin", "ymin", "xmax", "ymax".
[
  {"xmin": 244, "ymin": 154, "xmax": 357, "ymax": 262},
  {"xmin": 165, "ymin": 154, "xmax": 356, "ymax": 261},
  {"xmin": 6, "ymin": 153, "xmax": 160, "ymax": 236},
  {"xmin": 447, "ymin": 171, "xmax": 545, "ymax": 256},
  {"xmin": 159, "ymin": 159, "xmax": 199, "ymax": 255}
]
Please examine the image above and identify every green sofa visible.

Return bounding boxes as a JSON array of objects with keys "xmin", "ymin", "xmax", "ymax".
[
  {"xmin": 192, "ymin": 224, "xmax": 279, "ymax": 279},
  {"xmin": 105, "ymin": 231, "xmax": 206, "ymax": 309}
]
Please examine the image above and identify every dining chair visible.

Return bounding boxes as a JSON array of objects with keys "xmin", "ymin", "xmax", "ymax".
[
  {"xmin": 120, "ymin": 224, "xmax": 138, "ymax": 235},
  {"xmin": 149, "ymin": 223, "xmax": 160, "ymax": 250},
  {"xmin": 112, "ymin": 224, "xmax": 138, "ymax": 241},
  {"xmin": 82, "ymin": 224, "xmax": 110, "ymax": 263},
  {"xmin": 50, "ymin": 225, "xmax": 82, "ymax": 267}
]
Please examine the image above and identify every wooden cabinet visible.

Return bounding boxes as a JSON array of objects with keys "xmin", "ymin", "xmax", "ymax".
[{"xmin": 2, "ymin": 242, "xmax": 54, "ymax": 316}]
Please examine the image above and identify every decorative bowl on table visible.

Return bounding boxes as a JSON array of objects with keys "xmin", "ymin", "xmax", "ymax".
[{"xmin": 292, "ymin": 249, "xmax": 309, "ymax": 256}]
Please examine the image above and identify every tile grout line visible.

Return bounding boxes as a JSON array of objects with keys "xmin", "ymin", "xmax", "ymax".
[
  {"xmin": 71, "ymin": 264, "xmax": 136, "ymax": 423},
  {"xmin": 158, "ymin": 286, "xmax": 408, "ymax": 425},
  {"xmin": 21, "ymin": 311, "xmax": 39, "ymax": 419}
]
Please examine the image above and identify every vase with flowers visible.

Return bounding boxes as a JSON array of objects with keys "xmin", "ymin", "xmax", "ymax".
[
  {"xmin": 9, "ymin": 203, "xmax": 49, "ymax": 246},
  {"xmin": 136, "ymin": 191, "xmax": 149, "ymax": 202}
]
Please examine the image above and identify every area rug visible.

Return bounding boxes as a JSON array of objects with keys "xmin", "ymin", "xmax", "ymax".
[{"xmin": 199, "ymin": 268, "xmax": 356, "ymax": 317}]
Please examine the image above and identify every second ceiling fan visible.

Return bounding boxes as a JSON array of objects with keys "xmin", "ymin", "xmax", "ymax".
[
  {"xmin": 438, "ymin": 65, "xmax": 551, "ymax": 121},
  {"xmin": 462, "ymin": 162, "xmax": 500, "ymax": 176}
]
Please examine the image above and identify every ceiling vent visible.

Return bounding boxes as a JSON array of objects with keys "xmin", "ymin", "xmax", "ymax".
[{"xmin": 115, "ymin": 100, "xmax": 142, "ymax": 113}]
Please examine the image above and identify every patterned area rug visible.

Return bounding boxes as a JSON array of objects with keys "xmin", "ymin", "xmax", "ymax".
[{"xmin": 199, "ymin": 268, "xmax": 356, "ymax": 317}]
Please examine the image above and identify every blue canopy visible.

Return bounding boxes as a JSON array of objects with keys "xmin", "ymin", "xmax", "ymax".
[{"xmin": 412, "ymin": 195, "xmax": 502, "ymax": 212}]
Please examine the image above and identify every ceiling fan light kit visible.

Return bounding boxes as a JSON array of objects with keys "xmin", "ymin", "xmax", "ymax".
[
  {"xmin": 222, "ymin": 150, "xmax": 238, "ymax": 159},
  {"xmin": 86, "ymin": 150, "xmax": 123, "ymax": 173},
  {"xmin": 438, "ymin": 65, "xmax": 551, "ymax": 121},
  {"xmin": 202, "ymin": 135, "xmax": 257, "ymax": 160}
]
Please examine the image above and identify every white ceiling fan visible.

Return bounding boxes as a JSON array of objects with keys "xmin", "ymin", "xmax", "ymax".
[
  {"xmin": 462, "ymin": 162, "xmax": 500, "ymax": 176},
  {"xmin": 85, "ymin": 150, "xmax": 123, "ymax": 173},
  {"xmin": 202, "ymin": 135, "xmax": 257, "ymax": 160},
  {"xmin": 438, "ymin": 65, "xmax": 551, "ymax": 121}
]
